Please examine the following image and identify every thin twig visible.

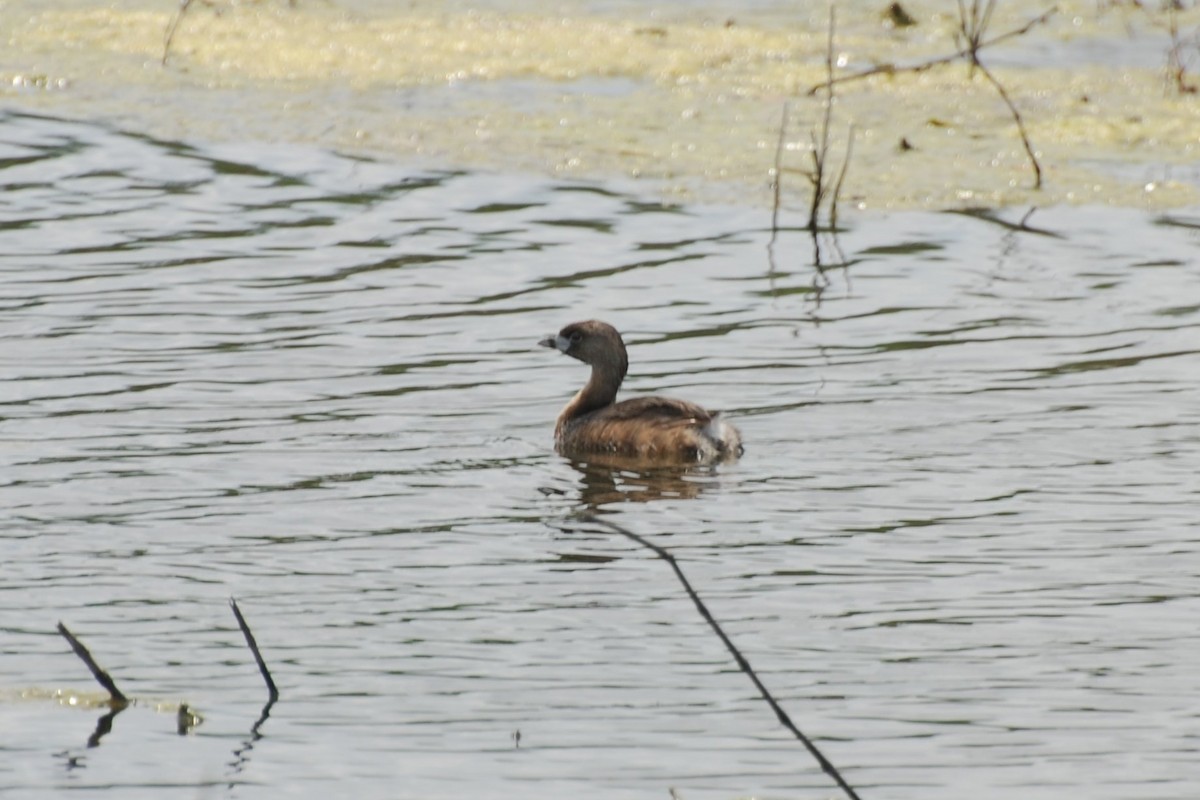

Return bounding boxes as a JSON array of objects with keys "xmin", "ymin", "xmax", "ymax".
[
  {"xmin": 956, "ymin": 1, "xmax": 1043, "ymax": 189},
  {"xmin": 230, "ymin": 598, "xmax": 279, "ymax": 702},
  {"xmin": 973, "ymin": 59, "xmax": 1043, "ymax": 188},
  {"xmin": 808, "ymin": 3, "xmax": 1051, "ymax": 190},
  {"xmin": 820, "ymin": 6, "xmax": 837, "ymax": 139},
  {"xmin": 56, "ymin": 622, "xmax": 128, "ymax": 705},
  {"xmin": 1164, "ymin": 5, "xmax": 1200, "ymax": 95},
  {"xmin": 829, "ymin": 123, "xmax": 855, "ymax": 231},
  {"xmin": 807, "ymin": 8, "xmax": 1055, "ymax": 96},
  {"xmin": 587, "ymin": 517, "xmax": 863, "ymax": 800},
  {"xmin": 955, "ymin": 0, "xmax": 969, "ymax": 38},
  {"xmin": 807, "ymin": 131, "xmax": 826, "ymax": 231},
  {"xmin": 162, "ymin": 0, "xmax": 200, "ymax": 66},
  {"xmin": 769, "ymin": 102, "xmax": 789, "ymax": 250},
  {"xmin": 807, "ymin": 7, "xmax": 839, "ymax": 231}
]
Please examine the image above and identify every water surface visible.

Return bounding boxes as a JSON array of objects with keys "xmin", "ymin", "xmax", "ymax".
[{"xmin": 2, "ymin": 111, "xmax": 1200, "ymax": 799}]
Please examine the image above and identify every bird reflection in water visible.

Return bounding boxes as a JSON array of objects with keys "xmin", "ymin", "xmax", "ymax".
[{"xmin": 568, "ymin": 452, "xmax": 724, "ymax": 508}]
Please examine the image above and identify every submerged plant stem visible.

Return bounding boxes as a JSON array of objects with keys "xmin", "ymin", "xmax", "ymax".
[
  {"xmin": 586, "ymin": 517, "xmax": 863, "ymax": 800},
  {"xmin": 230, "ymin": 598, "xmax": 279, "ymax": 702}
]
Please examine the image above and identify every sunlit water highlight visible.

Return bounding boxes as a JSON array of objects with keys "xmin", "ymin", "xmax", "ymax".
[{"xmin": 2, "ymin": 111, "xmax": 1200, "ymax": 799}]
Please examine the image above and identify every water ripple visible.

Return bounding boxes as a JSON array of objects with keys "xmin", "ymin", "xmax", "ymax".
[{"xmin": 2, "ymin": 111, "xmax": 1199, "ymax": 800}]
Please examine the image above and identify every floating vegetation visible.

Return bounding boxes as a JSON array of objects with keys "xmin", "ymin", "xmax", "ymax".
[{"xmin": 5, "ymin": 3, "xmax": 1200, "ymax": 213}]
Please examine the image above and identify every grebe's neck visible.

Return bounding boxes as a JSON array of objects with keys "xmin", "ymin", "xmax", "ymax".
[{"xmin": 557, "ymin": 359, "xmax": 625, "ymax": 429}]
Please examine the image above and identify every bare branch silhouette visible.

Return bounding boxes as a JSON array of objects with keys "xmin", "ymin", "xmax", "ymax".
[
  {"xmin": 584, "ymin": 517, "xmax": 863, "ymax": 800},
  {"xmin": 807, "ymin": 4, "xmax": 1054, "ymax": 188},
  {"xmin": 56, "ymin": 622, "xmax": 128, "ymax": 706}
]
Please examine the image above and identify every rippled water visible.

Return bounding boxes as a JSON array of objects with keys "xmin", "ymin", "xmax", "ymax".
[{"xmin": 2, "ymin": 110, "xmax": 1199, "ymax": 799}]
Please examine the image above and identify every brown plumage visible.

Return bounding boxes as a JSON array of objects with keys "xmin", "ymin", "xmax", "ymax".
[{"xmin": 539, "ymin": 320, "xmax": 743, "ymax": 464}]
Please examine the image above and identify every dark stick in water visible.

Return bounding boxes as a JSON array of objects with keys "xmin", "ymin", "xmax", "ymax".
[
  {"xmin": 230, "ymin": 598, "xmax": 279, "ymax": 702},
  {"xmin": 161, "ymin": 0, "xmax": 198, "ymax": 66},
  {"xmin": 586, "ymin": 517, "xmax": 863, "ymax": 800},
  {"xmin": 56, "ymin": 622, "xmax": 128, "ymax": 705}
]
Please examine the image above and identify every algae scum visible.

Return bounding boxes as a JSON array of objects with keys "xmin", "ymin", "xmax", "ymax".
[{"xmin": 4, "ymin": 0, "xmax": 1200, "ymax": 209}]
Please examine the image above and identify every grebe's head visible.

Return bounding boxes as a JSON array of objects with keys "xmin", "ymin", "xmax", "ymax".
[{"xmin": 539, "ymin": 320, "xmax": 629, "ymax": 373}]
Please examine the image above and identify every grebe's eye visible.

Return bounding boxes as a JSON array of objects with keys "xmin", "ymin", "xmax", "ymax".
[{"xmin": 568, "ymin": 331, "xmax": 583, "ymax": 345}]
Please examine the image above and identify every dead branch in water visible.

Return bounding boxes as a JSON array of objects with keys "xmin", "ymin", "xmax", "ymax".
[
  {"xmin": 804, "ymin": 8, "xmax": 856, "ymax": 232},
  {"xmin": 806, "ymin": 10, "xmax": 836, "ymax": 232},
  {"xmin": 767, "ymin": 8, "xmax": 854, "ymax": 293},
  {"xmin": 829, "ymin": 122, "xmax": 855, "ymax": 232},
  {"xmin": 809, "ymin": 3, "xmax": 1054, "ymax": 189},
  {"xmin": 162, "ymin": 0, "xmax": 204, "ymax": 66},
  {"xmin": 1165, "ymin": 4, "xmax": 1200, "ymax": 94},
  {"xmin": 230, "ymin": 598, "xmax": 279, "ymax": 702},
  {"xmin": 954, "ymin": 0, "xmax": 1042, "ymax": 187},
  {"xmin": 810, "ymin": 7, "xmax": 1054, "ymax": 94},
  {"xmin": 585, "ymin": 517, "xmax": 863, "ymax": 800},
  {"xmin": 768, "ymin": 101, "xmax": 789, "ymax": 252},
  {"xmin": 162, "ymin": 0, "xmax": 301, "ymax": 66},
  {"xmin": 56, "ymin": 622, "xmax": 129, "ymax": 706},
  {"xmin": 974, "ymin": 58, "xmax": 1041, "ymax": 187},
  {"xmin": 771, "ymin": 5, "xmax": 854, "ymax": 269}
]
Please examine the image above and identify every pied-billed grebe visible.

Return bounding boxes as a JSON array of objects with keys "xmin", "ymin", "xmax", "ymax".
[{"xmin": 539, "ymin": 320, "xmax": 743, "ymax": 463}]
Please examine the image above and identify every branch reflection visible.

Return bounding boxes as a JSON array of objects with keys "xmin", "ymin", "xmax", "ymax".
[{"xmin": 227, "ymin": 696, "xmax": 277, "ymax": 785}]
